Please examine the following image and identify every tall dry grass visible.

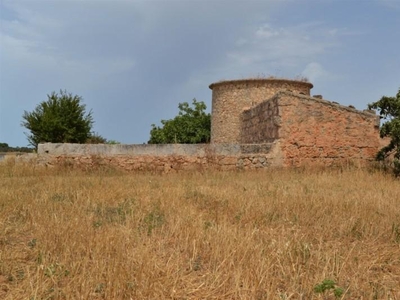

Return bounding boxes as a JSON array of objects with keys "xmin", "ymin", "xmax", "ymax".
[{"xmin": 0, "ymin": 159, "xmax": 399, "ymax": 299}]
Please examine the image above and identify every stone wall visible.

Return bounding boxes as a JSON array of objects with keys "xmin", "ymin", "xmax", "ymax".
[
  {"xmin": 239, "ymin": 91, "xmax": 381, "ymax": 166},
  {"xmin": 37, "ymin": 143, "xmax": 281, "ymax": 172},
  {"xmin": 209, "ymin": 79, "xmax": 313, "ymax": 144},
  {"xmin": 240, "ymin": 95, "xmax": 281, "ymax": 144}
]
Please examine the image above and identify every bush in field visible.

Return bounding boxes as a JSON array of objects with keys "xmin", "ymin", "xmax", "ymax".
[{"xmin": 22, "ymin": 90, "xmax": 93, "ymax": 149}]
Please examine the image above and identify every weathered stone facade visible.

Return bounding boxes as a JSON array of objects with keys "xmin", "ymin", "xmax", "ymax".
[
  {"xmin": 239, "ymin": 91, "xmax": 380, "ymax": 167},
  {"xmin": 210, "ymin": 79, "xmax": 313, "ymax": 144},
  {"xmin": 241, "ymin": 94, "xmax": 281, "ymax": 144},
  {"xmin": 38, "ymin": 143, "xmax": 281, "ymax": 172},
  {"xmin": 37, "ymin": 78, "xmax": 382, "ymax": 171}
]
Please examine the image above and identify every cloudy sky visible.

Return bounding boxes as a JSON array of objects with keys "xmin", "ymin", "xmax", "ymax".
[{"xmin": 1, "ymin": 0, "xmax": 399, "ymax": 147}]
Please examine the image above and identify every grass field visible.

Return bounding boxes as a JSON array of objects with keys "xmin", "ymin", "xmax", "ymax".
[{"xmin": 1, "ymin": 160, "xmax": 399, "ymax": 299}]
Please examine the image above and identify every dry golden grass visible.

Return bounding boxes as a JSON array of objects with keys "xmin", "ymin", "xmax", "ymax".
[{"xmin": 1, "ymin": 160, "xmax": 399, "ymax": 299}]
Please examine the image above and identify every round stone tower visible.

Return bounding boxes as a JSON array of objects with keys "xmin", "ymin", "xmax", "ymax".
[{"xmin": 209, "ymin": 78, "xmax": 313, "ymax": 144}]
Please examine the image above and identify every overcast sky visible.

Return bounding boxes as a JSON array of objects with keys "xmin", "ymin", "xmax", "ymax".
[{"xmin": 1, "ymin": 0, "xmax": 399, "ymax": 147}]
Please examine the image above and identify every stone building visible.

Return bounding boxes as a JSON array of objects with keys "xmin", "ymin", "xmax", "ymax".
[{"xmin": 209, "ymin": 78, "xmax": 381, "ymax": 167}]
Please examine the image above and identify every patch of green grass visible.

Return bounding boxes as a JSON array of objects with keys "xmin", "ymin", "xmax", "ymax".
[{"xmin": 314, "ymin": 279, "xmax": 344, "ymax": 298}]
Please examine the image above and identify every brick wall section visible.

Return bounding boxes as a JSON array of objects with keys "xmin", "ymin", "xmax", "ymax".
[
  {"xmin": 37, "ymin": 143, "xmax": 281, "ymax": 172},
  {"xmin": 277, "ymin": 92, "xmax": 381, "ymax": 166},
  {"xmin": 209, "ymin": 79, "xmax": 313, "ymax": 144}
]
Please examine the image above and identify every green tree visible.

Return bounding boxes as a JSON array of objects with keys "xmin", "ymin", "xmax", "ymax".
[
  {"xmin": 22, "ymin": 90, "xmax": 93, "ymax": 149},
  {"xmin": 368, "ymin": 88, "xmax": 400, "ymax": 175},
  {"xmin": 148, "ymin": 99, "xmax": 211, "ymax": 144}
]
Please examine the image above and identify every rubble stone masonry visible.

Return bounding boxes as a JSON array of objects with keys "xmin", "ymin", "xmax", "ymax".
[
  {"xmin": 38, "ymin": 143, "xmax": 281, "ymax": 172},
  {"xmin": 241, "ymin": 94, "xmax": 281, "ymax": 144},
  {"xmin": 240, "ymin": 91, "xmax": 381, "ymax": 167}
]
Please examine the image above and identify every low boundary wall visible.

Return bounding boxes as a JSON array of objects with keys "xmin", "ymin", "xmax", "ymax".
[{"xmin": 37, "ymin": 143, "xmax": 281, "ymax": 172}]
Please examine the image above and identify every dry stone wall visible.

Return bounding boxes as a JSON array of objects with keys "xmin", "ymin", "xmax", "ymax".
[
  {"xmin": 241, "ymin": 95, "xmax": 281, "ymax": 144},
  {"xmin": 38, "ymin": 143, "xmax": 281, "ymax": 172}
]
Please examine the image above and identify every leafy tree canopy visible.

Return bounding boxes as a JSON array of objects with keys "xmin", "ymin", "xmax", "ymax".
[
  {"xmin": 368, "ymin": 87, "xmax": 400, "ymax": 175},
  {"xmin": 148, "ymin": 99, "xmax": 211, "ymax": 144},
  {"xmin": 22, "ymin": 90, "xmax": 93, "ymax": 149}
]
